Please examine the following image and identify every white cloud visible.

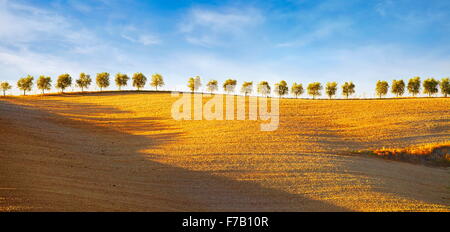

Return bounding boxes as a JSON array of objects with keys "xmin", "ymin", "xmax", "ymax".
[
  {"xmin": 276, "ymin": 20, "xmax": 351, "ymax": 47},
  {"xmin": 0, "ymin": 47, "xmax": 82, "ymax": 75},
  {"xmin": 0, "ymin": 0, "xmax": 97, "ymax": 49},
  {"xmin": 179, "ymin": 7, "xmax": 263, "ymax": 46},
  {"xmin": 120, "ymin": 25, "xmax": 160, "ymax": 46},
  {"xmin": 0, "ymin": 0, "xmax": 123, "ymax": 84},
  {"xmin": 375, "ymin": 0, "xmax": 394, "ymax": 16},
  {"xmin": 68, "ymin": 0, "xmax": 93, "ymax": 13}
]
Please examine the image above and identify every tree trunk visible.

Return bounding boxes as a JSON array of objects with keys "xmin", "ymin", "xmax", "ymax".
[
  {"xmin": 23, "ymin": 90, "xmax": 26, "ymax": 96},
  {"xmin": 3, "ymin": 90, "xmax": 5, "ymax": 96}
]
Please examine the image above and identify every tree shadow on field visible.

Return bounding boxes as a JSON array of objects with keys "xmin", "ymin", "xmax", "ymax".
[{"xmin": 0, "ymin": 99, "xmax": 347, "ymax": 211}]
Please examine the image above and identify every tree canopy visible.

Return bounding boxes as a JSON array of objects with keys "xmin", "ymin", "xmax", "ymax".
[
  {"xmin": 150, "ymin": 73, "xmax": 164, "ymax": 90},
  {"xmin": 223, "ymin": 79, "xmax": 237, "ymax": 93},
  {"xmin": 291, "ymin": 82, "xmax": 304, "ymax": 98},
  {"xmin": 132, "ymin": 72, "xmax": 147, "ymax": 90},
  {"xmin": 342, "ymin": 82, "xmax": 355, "ymax": 99},
  {"xmin": 188, "ymin": 76, "xmax": 201, "ymax": 92},
  {"xmin": 56, "ymin": 74, "xmax": 72, "ymax": 93},
  {"xmin": 274, "ymin": 80, "xmax": 288, "ymax": 97},
  {"xmin": 96, "ymin": 72, "xmax": 110, "ymax": 91},
  {"xmin": 37, "ymin": 75, "xmax": 52, "ymax": 94},
  {"xmin": 115, "ymin": 73, "xmax": 129, "ymax": 90},
  {"xmin": 307, "ymin": 82, "xmax": 322, "ymax": 99},
  {"xmin": 376, "ymin": 80, "xmax": 389, "ymax": 98},
  {"xmin": 17, "ymin": 75, "xmax": 34, "ymax": 95},
  {"xmin": 76, "ymin": 73, "xmax": 92, "ymax": 92},
  {"xmin": 423, "ymin": 78, "xmax": 439, "ymax": 97},
  {"xmin": 206, "ymin": 80, "xmax": 218, "ymax": 93},
  {"xmin": 391, "ymin": 79, "xmax": 405, "ymax": 97},
  {"xmin": 241, "ymin": 81, "xmax": 253, "ymax": 96},
  {"xmin": 325, "ymin": 82, "xmax": 337, "ymax": 99},
  {"xmin": 0, "ymin": 81, "xmax": 12, "ymax": 96},
  {"xmin": 407, "ymin": 77, "xmax": 421, "ymax": 96},
  {"xmin": 257, "ymin": 81, "xmax": 271, "ymax": 97},
  {"xmin": 440, "ymin": 78, "xmax": 449, "ymax": 97}
]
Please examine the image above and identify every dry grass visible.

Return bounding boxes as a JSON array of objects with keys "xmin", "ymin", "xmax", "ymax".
[
  {"xmin": 361, "ymin": 142, "xmax": 450, "ymax": 166},
  {"xmin": 0, "ymin": 92, "xmax": 449, "ymax": 212}
]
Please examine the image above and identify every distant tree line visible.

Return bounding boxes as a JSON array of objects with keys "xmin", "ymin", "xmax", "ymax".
[
  {"xmin": 375, "ymin": 77, "xmax": 448, "ymax": 98},
  {"xmin": 0, "ymin": 72, "xmax": 165, "ymax": 96},
  {"xmin": 1, "ymin": 74, "xmax": 449, "ymax": 98}
]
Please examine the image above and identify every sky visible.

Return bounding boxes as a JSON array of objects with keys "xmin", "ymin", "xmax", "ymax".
[{"xmin": 1, "ymin": 0, "xmax": 450, "ymax": 97}]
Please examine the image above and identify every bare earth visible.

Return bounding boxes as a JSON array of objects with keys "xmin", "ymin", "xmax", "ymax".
[{"xmin": 0, "ymin": 92, "xmax": 449, "ymax": 211}]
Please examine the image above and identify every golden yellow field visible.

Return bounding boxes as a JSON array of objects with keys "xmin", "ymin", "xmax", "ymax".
[{"xmin": 0, "ymin": 92, "xmax": 449, "ymax": 211}]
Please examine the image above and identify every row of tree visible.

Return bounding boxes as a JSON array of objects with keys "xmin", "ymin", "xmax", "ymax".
[
  {"xmin": 196, "ymin": 76, "xmax": 356, "ymax": 99},
  {"xmin": 1, "ymin": 73, "xmax": 449, "ymax": 98},
  {"xmin": 190, "ymin": 76, "xmax": 449, "ymax": 98},
  {"xmin": 1, "ymin": 72, "xmax": 164, "ymax": 96},
  {"xmin": 375, "ymin": 77, "xmax": 449, "ymax": 98}
]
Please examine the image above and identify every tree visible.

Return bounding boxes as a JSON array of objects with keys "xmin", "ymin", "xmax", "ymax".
[
  {"xmin": 150, "ymin": 73, "xmax": 164, "ymax": 90},
  {"xmin": 17, "ymin": 75, "xmax": 34, "ymax": 95},
  {"xmin": 56, "ymin": 74, "xmax": 72, "ymax": 93},
  {"xmin": 132, "ymin": 72, "xmax": 147, "ymax": 90},
  {"xmin": 37, "ymin": 75, "xmax": 52, "ymax": 94},
  {"xmin": 223, "ymin": 79, "xmax": 237, "ymax": 94},
  {"xmin": 115, "ymin": 73, "xmax": 129, "ymax": 90},
  {"xmin": 0, "ymin": 82, "xmax": 12, "ymax": 96},
  {"xmin": 423, "ymin": 78, "xmax": 439, "ymax": 97},
  {"xmin": 274, "ymin": 80, "xmax": 288, "ymax": 97},
  {"xmin": 96, "ymin": 72, "xmax": 110, "ymax": 91},
  {"xmin": 376, "ymin": 80, "xmax": 389, "ymax": 98},
  {"xmin": 341, "ymin": 82, "xmax": 355, "ymax": 99},
  {"xmin": 325, "ymin": 82, "xmax": 338, "ymax": 99},
  {"xmin": 206, "ymin": 80, "xmax": 218, "ymax": 94},
  {"xmin": 241, "ymin": 81, "xmax": 253, "ymax": 96},
  {"xmin": 257, "ymin": 81, "xmax": 271, "ymax": 97},
  {"xmin": 291, "ymin": 82, "xmax": 304, "ymax": 98},
  {"xmin": 76, "ymin": 73, "xmax": 92, "ymax": 92},
  {"xmin": 440, "ymin": 78, "xmax": 450, "ymax": 97},
  {"xmin": 307, "ymin": 82, "xmax": 322, "ymax": 99},
  {"xmin": 391, "ymin": 79, "xmax": 405, "ymax": 97},
  {"xmin": 407, "ymin": 77, "xmax": 421, "ymax": 96},
  {"xmin": 188, "ymin": 76, "xmax": 201, "ymax": 92}
]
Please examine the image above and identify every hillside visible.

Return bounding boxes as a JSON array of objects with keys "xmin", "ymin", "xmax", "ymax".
[{"xmin": 0, "ymin": 92, "xmax": 449, "ymax": 211}]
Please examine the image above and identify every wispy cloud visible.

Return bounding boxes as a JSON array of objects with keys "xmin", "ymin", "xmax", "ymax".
[
  {"xmin": 276, "ymin": 20, "xmax": 351, "ymax": 47},
  {"xmin": 0, "ymin": 0, "xmax": 97, "ymax": 48},
  {"xmin": 68, "ymin": 0, "xmax": 93, "ymax": 13},
  {"xmin": 0, "ymin": 0, "xmax": 118, "ymax": 79},
  {"xmin": 120, "ymin": 25, "xmax": 160, "ymax": 46},
  {"xmin": 179, "ymin": 6, "xmax": 263, "ymax": 46}
]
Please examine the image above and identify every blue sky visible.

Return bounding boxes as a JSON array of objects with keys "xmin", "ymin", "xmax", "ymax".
[{"xmin": 1, "ymin": 0, "xmax": 450, "ymax": 97}]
